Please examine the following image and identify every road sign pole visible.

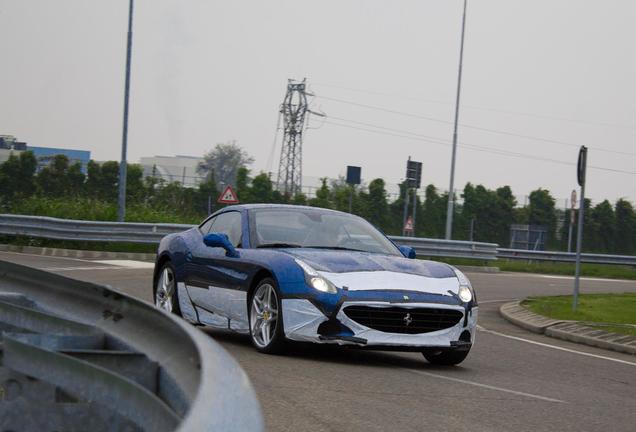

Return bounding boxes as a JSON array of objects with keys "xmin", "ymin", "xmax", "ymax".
[
  {"xmin": 402, "ymin": 184, "xmax": 409, "ymax": 236},
  {"xmin": 573, "ymin": 147, "xmax": 587, "ymax": 312},
  {"xmin": 411, "ymin": 188, "xmax": 417, "ymax": 237},
  {"xmin": 567, "ymin": 189, "xmax": 576, "ymax": 253}
]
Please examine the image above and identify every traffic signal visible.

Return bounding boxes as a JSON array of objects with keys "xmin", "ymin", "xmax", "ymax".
[{"xmin": 406, "ymin": 160, "xmax": 422, "ymax": 189}]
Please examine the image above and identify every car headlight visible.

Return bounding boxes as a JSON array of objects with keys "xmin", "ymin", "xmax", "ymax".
[
  {"xmin": 458, "ymin": 286, "xmax": 473, "ymax": 303},
  {"xmin": 453, "ymin": 268, "xmax": 475, "ymax": 303},
  {"xmin": 295, "ymin": 258, "xmax": 337, "ymax": 294}
]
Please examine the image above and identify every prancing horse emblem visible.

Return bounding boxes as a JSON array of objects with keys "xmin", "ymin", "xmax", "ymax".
[{"xmin": 403, "ymin": 313, "xmax": 413, "ymax": 326}]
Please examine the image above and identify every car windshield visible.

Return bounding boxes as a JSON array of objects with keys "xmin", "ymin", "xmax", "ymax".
[{"xmin": 250, "ymin": 207, "xmax": 401, "ymax": 256}]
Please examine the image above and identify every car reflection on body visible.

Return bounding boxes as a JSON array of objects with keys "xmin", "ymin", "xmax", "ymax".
[{"xmin": 153, "ymin": 204, "xmax": 477, "ymax": 365}]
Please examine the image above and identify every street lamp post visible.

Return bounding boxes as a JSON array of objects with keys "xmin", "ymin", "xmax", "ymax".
[
  {"xmin": 445, "ymin": 0, "xmax": 468, "ymax": 240},
  {"xmin": 117, "ymin": 0, "xmax": 134, "ymax": 222}
]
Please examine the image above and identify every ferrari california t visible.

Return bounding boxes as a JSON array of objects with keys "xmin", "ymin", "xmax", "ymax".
[{"xmin": 153, "ymin": 204, "xmax": 477, "ymax": 365}]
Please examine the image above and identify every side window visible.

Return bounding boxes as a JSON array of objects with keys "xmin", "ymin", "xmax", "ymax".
[
  {"xmin": 208, "ymin": 211, "xmax": 242, "ymax": 247},
  {"xmin": 199, "ymin": 216, "xmax": 216, "ymax": 235}
]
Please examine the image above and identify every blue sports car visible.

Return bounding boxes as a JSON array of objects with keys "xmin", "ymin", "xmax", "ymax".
[{"xmin": 153, "ymin": 204, "xmax": 477, "ymax": 365}]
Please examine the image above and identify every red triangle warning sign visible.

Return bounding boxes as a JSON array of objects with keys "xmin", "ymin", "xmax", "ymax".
[
  {"xmin": 217, "ymin": 185, "xmax": 239, "ymax": 204},
  {"xmin": 404, "ymin": 215, "xmax": 414, "ymax": 232}
]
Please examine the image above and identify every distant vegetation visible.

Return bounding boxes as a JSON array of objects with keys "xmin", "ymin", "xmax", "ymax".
[{"xmin": 1, "ymin": 144, "xmax": 635, "ymax": 255}]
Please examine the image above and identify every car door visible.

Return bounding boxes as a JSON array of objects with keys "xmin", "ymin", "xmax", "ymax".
[{"xmin": 186, "ymin": 210, "xmax": 251, "ymax": 332}]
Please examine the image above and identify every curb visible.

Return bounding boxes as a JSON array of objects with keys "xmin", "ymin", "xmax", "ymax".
[
  {"xmin": 0, "ymin": 244, "xmax": 156, "ymax": 262},
  {"xmin": 500, "ymin": 301, "xmax": 636, "ymax": 356}
]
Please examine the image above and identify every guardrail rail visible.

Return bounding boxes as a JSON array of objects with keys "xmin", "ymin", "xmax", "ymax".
[
  {"xmin": 0, "ymin": 259, "xmax": 264, "ymax": 431},
  {"xmin": 1, "ymin": 214, "xmax": 634, "ymax": 266}
]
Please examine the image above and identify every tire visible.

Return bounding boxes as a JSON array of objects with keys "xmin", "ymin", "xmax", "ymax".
[
  {"xmin": 422, "ymin": 348, "xmax": 470, "ymax": 366},
  {"xmin": 154, "ymin": 262, "xmax": 181, "ymax": 316},
  {"xmin": 248, "ymin": 278, "xmax": 286, "ymax": 354}
]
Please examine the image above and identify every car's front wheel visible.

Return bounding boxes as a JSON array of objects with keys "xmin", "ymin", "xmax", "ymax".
[
  {"xmin": 422, "ymin": 348, "xmax": 470, "ymax": 366},
  {"xmin": 155, "ymin": 262, "xmax": 181, "ymax": 316},
  {"xmin": 249, "ymin": 278, "xmax": 285, "ymax": 354}
]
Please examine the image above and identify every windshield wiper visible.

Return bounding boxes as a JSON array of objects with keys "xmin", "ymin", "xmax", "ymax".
[
  {"xmin": 256, "ymin": 242, "xmax": 302, "ymax": 248},
  {"xmin": 305, "ymin": 246, "xmax": 367, "ymax": 252}
]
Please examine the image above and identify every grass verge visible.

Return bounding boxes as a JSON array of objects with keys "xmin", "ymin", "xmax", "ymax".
[{"xmin": 522, "ymin": 293, "xmax": 636, "ymax": 337}]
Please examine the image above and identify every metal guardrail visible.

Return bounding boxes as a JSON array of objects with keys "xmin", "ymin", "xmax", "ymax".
[
  {"xmin": 0, "ymin": 259, "xmax": 264, "ymax": 431},
  {"xmin": 1, "ymin": 214, "xmax": 634, "ymax": 265},
  {"xmin": 389, "ymin": 235, "xmax": 498, "ymax": 261},
  {"xmin": 497, "ymin": 248, "xmax": 636, "ymax": 266},
  {"xmin": 0, "ymin": 214, "xmax": 191, "ymax": 244},
  {"xmin": 0, "ymin": 214, "xmax": 499, "ymax": 261}
]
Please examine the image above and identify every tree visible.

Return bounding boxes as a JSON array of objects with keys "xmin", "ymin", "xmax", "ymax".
[
  {"xmin": 0, "ymin": 151, "xmax": 37, "ymax": 205},
  {"xmin": 235, "ymin": 167, "xmax": 252, "ymax": 203},
  {"xmin": 250, "ymin": 173, "xmax": 275, "ymax": 203},
  {"xmin": 197, "ymin": 140, "xmax": 254, "ymax": 188},
  {"xmin": 36, "ymin": 155, "xmax": 72, "ymax": 197},
  {"xmin": 588, "ymin": 200, "xmax": 614, "ymax": 253},
  {"xmin": 361, "ymin": 178, "xmax": 389, "ymax": 231},
  {"xmin": 196, "ymin": 174, "xmax": 218, "ymax": 215},
  {"xmin": 528, "ymin": 188, "xmax": 557, "ymax": 245},
  {"xmin": 494, "ymin": 186, "xmax": 516, "ymax": 246},
  {"xmin": 67, "ymin": 162, "xmax": 86, "ymax": 197},
  {"xmin": 308, "ymin": 178, "xmax": 331, "ymax": 209},
  {"xmin": 615, "ymin": 199, "xmax": 636, "ymax": 254},
  {"xmin": 126, "ymin": 164, "xmax": 145, "ymax": 205},
  {"xmin": 421, "ymin": 185, "xmax": 446, "ymax": 238}
]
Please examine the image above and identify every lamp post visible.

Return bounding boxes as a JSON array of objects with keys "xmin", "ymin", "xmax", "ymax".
[
  {"xmin": 117, "ymin": 0, "xmax": 134, "ymax": 222},
  {"xmin": 444, "ymin": 0, "xmax": 468, "ymax": 239}
]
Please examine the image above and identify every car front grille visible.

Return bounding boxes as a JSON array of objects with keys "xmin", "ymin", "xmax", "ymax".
[{"xmin": 343, "ymin": 305, "xmax": 463, "ymax": 334}]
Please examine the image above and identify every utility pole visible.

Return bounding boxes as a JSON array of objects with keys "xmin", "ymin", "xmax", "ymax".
[
  {"xmin": 117, "ymin": 0, "xmax": 134, "ymax": 222},
  {"xmin": 444, "ymin": 0, "xmax": 468, "ymax": 240}
]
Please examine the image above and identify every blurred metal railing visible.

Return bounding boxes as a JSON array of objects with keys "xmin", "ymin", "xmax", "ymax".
[
  {"xmin": 0, "ymin": 214, "xmax": 191, "ymax": 244},
  {"xmin": 1, "ymin": 214, "xmax": 634, "ymax": 265},
  {"xmin": 497, "ymin": 248, "xmax": 636, "ymax": 266},
  {"xmin": 0, "ymin": 259, "xmax": 264, "ymax": 431},
  {"xmin": 388, "ymin": 235, "xmax": 498, "ymax": 261}
]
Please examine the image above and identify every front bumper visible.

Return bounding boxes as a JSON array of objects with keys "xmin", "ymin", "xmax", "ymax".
[{"xmin": 282, "ymin": 299, "xmax": 478, "ymax": 349}]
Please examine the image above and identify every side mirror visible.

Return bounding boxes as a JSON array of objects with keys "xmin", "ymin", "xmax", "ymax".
[
  {"xmin": 203, "ymin": 232, "xmax": 239, "ymax": 258},
  {"xmin": 398, "ymin": 245, "xmax": 416, "ymax": 259}
]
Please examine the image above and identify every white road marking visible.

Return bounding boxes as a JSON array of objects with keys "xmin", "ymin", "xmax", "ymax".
[
  {"xmin": 0, "ymin": 250, "xmax": 98, "ymax": 264},
  {"xmin": 408, "ymin": 369, "xmax": 565, "ymax": 403},
  {"xmin": 42, "ymin": 266, "xmax": 120, "ymax": 271},
  {"xmin": 477, "ymin": 325, "xmax": 636, "ymax": 367},
  {"xmin": 94, "ymin": 260, "xmax": 155, "ymax": 269}
]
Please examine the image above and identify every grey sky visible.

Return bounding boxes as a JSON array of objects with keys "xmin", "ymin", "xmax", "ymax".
[{"xmin": 1, "ymin": 0, "xmax": 635, "ymax": 204}]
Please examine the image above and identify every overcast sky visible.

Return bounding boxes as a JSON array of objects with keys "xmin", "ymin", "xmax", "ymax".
[{"xmin": 1, "ymin": 0, "xmax": 635, "ymax": 204}]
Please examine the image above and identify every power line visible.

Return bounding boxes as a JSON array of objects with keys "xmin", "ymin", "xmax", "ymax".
[
  {"xmin": 312, "ymin": 82, "xmax": 636, "ymax": 131},
  {"xmin": 316, "ymin": 95, "xmax": 636, "ymax": 158},
  {"xmin": 320, "ymin": 118, "xmax": 636, "ymax": 176}
]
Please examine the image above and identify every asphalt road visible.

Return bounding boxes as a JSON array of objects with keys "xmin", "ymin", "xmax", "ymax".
[{"xmin": 1, "ymin": 251, "xmax": 635, "ymax": 432}]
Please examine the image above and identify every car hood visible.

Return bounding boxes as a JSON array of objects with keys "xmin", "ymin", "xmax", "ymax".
[{"xmin": 283, "ymin": 249, "xmax": 455, "ymax": 278}]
